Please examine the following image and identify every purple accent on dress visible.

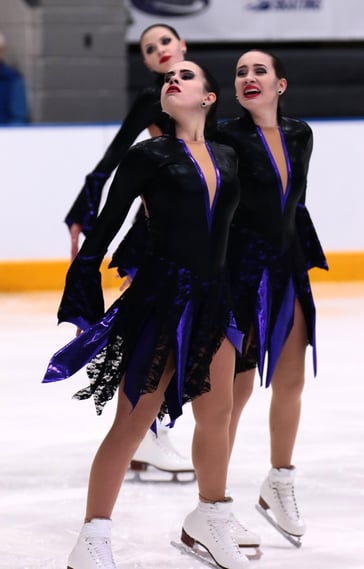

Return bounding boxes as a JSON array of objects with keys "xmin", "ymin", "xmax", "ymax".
[
  {"xmin": 279, "ymin": 127, "xmax": 292, "ymax": 208},
  {"xmin": 266, "ymin": 276, "xmax": 295, "ymax": 386},
  {"xmin": 226, "ymin": 311, "xmax": 244, "ymax": 354},
  {"xmin": 176, "ymin": 301, "xmax": 193, "ymax": 410},
  {"xmin": 255, "ymin": 268, "xmax": 271, "ymax": 380},
  {"xmin": 256, "ymin": 126, "xmax": 292, "ymax": 213},
  {"xmin": 206, "ymin": 141, "xmax": 221, "ymax": 223},
  {"xmin": 255, "ymin": 270, "xmax": 318, "ymax": 387},
  {"xmin": 178, "ymin": 139, "xmax": 221, "ymax": 231},
  {"xmin": 124, "ymin": 267, "xmax": 138, "ymax": 280},
  {"xmin": 42, "ymin": 306, "xmax": 119, "ymax": 383}
]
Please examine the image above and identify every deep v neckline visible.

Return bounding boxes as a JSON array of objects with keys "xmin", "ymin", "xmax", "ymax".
[
  {"xmin": 256, "ymin": 125, "xmax": 292, "ymax": 212},
  {"xmin": 178, "ymin": 139, "xmax": 221, "ymax": 230}
]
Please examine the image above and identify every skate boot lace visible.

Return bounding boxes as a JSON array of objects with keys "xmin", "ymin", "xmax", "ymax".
[
  {"xmin": 206, "ymin": 516, "xmax": 243, "ymax": 561},
  {"xmin": 228, "ymin": 512, "xmax": 251, "ymax": 535},
  {"xmin": 272, "ymin": 481, "xmax": 300, "ymax": 521},
  {"xmin": 84, "ymin": 536, "xmax": 116, "ymax": 568}
]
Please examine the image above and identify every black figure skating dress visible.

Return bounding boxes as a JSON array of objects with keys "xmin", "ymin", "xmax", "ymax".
[
  {"xmin": 43, "ymin": 137, "xmax": 242, "ymax": 421},
  {"xmin": 64, "ymin": 74, "xmax": 169, "ymax": 234},
  {"xmin": 215, "ymin": 113, "xmax": 328, "ymax": 386}
]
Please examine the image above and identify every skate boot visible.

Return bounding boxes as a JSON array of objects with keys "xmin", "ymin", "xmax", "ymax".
[
  {"xmin": 257, "ymin": 466, "xmax": 305, "ymax": 547},
  {"xmin": 180, "ymin": 499, "xmax": 250, "ymax": 568},
  {"xmin": 224, "ymin": 488, "xmax": 261, "ymax": 554},
  {"xmin": 229, "ymin": 512, "xmax": 261, "ymax": 558},
  {"xmin": 129, "ymin": 426, "xmax": 195, "ymax": 482},
  {"xmin": 67, "ymin": 518, "xmax": 117, "ymax": 569}
]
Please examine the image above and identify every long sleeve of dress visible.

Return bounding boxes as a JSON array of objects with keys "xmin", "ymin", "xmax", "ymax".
[
  {"xmin": 293, "ymin": 123, "xmax": 328, "ymax": 271},
  {"xmin": 64, "ymin": 84, "xmax": 163, "ymax": 234},
  {"xmin": 59, "ymin": 145, "xmax": 154, "ymax": 329}
]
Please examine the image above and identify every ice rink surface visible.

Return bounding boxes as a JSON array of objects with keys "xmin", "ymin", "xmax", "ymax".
[{"xmin": 1, "ymin": 282, "xmax": 364, "ymax": 569}]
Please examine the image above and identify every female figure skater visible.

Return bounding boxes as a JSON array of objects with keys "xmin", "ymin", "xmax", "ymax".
[
  {"xmin": 215, "ymin": 49, "xmax": 328, "ymax": 545},
  {"xmin": 65, "ymin": 23, "xmax": 193, "ymax": 479},
  {"xmin": 44, "ymin": 61, "xmax": 250, "ymax": 569},
  {"xmin": 65, "ymin": 22, "xmax": 186, "ymax": 256},
  {"xmin": 65, "ymin": 24, "xmax": 187, "ymax": 255}
]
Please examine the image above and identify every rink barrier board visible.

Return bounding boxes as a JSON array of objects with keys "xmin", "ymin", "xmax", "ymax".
[
  {"xmin": 0, "ymin": 252, "xmax": 363, "ymax": 292},
  {"xmin": 0, "ymin": 259, "xmax": 122, "ymax": 292}
]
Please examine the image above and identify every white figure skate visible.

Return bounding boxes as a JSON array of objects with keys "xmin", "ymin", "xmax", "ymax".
[
  {"xmin": 172, "ymin": 499, "xmax": 250, "ymax": 568},
  {"xmin": 256, "ymin": 466, "xmax": 306, "ymax": 547},
  {"xmin": 229, "ymin": 511, "xmax": 262, "ymax": 559},
  {"xmin": 67, "ymin": 518, "xmax": 117, "ymax": 569},
  {"xmin": 128, "ymin": 425, "xmax": 195, "ymax": 483},
  {"xmin": 224, "ymin": 488, "xmax": 261, "ymax": 556}
]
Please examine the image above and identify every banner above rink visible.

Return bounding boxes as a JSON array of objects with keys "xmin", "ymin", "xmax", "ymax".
[{"xmin": 126, "ymin": 0, "xmax": 364, "ymax": 42}]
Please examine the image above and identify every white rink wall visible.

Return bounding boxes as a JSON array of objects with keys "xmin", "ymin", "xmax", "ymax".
[{"xmin": 1, "ymin": 118, "xmax": 364, "ymax": 261}]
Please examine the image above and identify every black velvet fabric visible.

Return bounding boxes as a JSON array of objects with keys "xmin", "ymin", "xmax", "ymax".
[
  {"xmin": 46, "ymin": 136, "xmax": 240, "ymax": 418},
  {"xmin": 215, "ymin": 113, "xmax": 328, "ymax": 380},
  {"xmin": 64, "ymin": 74, "xmax": 170, "ymax": 233}
]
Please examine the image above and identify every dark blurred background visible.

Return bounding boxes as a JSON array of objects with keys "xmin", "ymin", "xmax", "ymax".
[{"xmin": 2, "ymin": 0, "xmax": 364, "ymax": 123}]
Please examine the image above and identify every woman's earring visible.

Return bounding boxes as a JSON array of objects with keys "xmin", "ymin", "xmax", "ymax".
[
  {"xmin": 201, "ymin": 101, "xmax": 207, "ymax": 107},
  {"xmin": 277, "ymin": 89, "xmax": 283, "ymax": 95}
]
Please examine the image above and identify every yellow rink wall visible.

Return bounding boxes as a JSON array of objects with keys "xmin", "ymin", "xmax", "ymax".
[
  {"xmin": 0, "ymin": 252, "xmax": 363, "ymax": 292},
  {"xmin": 1, "ymin": 122, "xmax": 364, "ymax": 291}
]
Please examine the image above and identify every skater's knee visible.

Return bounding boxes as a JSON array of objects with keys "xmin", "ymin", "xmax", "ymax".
[
  {"xmin": 233, "ymin": 370, "xmax": 255, "ymax": 409},
  {"xmin": 271, "ymin": 372, "xmax": 305, "ymax": 400},
  {"xmin": 193, "ymin": 398, "xmax": 233, "ymax": 430}
]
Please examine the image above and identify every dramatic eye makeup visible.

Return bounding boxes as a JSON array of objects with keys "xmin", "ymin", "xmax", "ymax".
[
  {"xmin": 144, "ymin": 35, "xmax": 172, "ymax": 55},
  {"xmin": 236, "ymin": 64, "xmax": 268, "ymax": 77},
  {"xmin": 180, "ymin": 70, "xmax": 195, "ymax": 80},
  {"xmin": 161, "ymin": 36, "xmax": 172, "ymax": 45},
  {"xmin": 145, "ymin": 45, "xmax": 155, "ymax": 55},
  {"xmin": 164, "ymin": 69, "xmax": 196, "ymax": 83}
]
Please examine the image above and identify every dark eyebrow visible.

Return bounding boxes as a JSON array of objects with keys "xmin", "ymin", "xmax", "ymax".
[
  {"xmin": 144, "ymin": 34, "xmax": 172, "ymax": 47},
  {"xmin": 237, "ymin": 63, "xmax": 268, "ymax": 70},
  {"xmin": 254, "ymin": 63, "xmax": 268, "ymax": 68}
]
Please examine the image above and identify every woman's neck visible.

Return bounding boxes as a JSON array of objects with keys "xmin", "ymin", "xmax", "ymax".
[
  {"xmin": 175, "ymin": 124, "xmax": 206, "ymax": 144},
  {"xmin": 249, "ymin": 108, "xmax": 279, "ymax": 129}
]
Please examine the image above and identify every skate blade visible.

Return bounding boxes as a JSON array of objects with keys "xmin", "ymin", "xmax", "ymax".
[
  {"xmin": 241, "ymin": 545, "xmax": 263, "ymax": 561},
  {"xmin": 171, "ymin": 540, "xmax": 218, "ymax": 568},
  {"xmin": 126, "ymin": 463, "xmax": 196, "ymax": 484},
  {"xmin": 255, "ymin": 504, "xmax": 302, "ymax": 548}
]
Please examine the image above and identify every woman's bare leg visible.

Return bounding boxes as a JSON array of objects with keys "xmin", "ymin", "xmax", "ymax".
[
  {"xmin": 191, "ymin": 337, "xmax": 236, "ymax": 502},
  {"xmin": 229, "ymin": 369, "xmax": 255, "ymax": 457},
  {"xmin": 269, "ymin": 299, "xmax": 307, "ymax": 468},
  {"xmin": 85, "ymin": 354, "xmax": 174, "ymax": 520}
]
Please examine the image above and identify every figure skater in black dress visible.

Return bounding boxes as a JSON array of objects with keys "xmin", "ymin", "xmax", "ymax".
[
  {"xmin": 215, "ymin": 49, "xmax": 328, "ymax": 546},
  {"xmin": 64, "ymin": 23, "xmax": 197, "ymax": 481},
  {"xmin": 64, "ymin": 23, "xmax": 260, "ymax": 550},
  {"xmin": 65, "ymin": 23, "xmax": 187, "ymax": 258},
  {"xmin": 44, "ymin": 61, "xmax": 251, "ymax": 569}
]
